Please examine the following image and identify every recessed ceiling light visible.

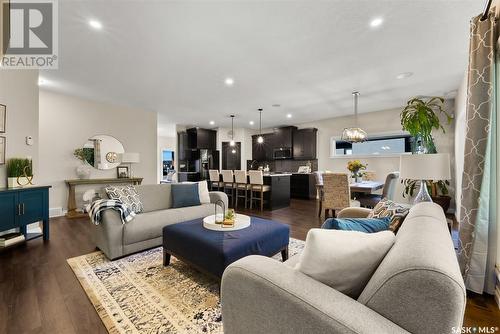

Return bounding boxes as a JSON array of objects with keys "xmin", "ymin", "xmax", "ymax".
[
  {"xmin": 89, "ymin": 20, "xmax": 103, "ymax": 30},
  {"xmin": 209, "ymin": 121, "xmax": 215, "ymax": 125},
  {"xmin": 286, "ymin": 114, "xmax": 292, "ymax": 119},
  {"xmin": 224, "ymin": 77, "xmax": 234, "ymax": 86},
  {"xmin": 38, "ymin": 78, "xmax": 46, "ymax": 86},
  {"xmin": 370, "ymin": 17, "xmax": 384, "ymax": 28},
  {"xmin": 249, "ymin": 121, "xmax": 254, "ymax": 125},
  {"xmin": 396, "ymin": 72, "xmax": 413, "ymax": 79}
]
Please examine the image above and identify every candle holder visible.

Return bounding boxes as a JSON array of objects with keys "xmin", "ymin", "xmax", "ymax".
[{"xmin": 214, "ymin": 199, "xmax": 225, "ymax": 224}]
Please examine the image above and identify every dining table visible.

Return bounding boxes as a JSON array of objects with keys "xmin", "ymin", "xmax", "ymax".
[{"xmin": 316, "ymin": 180, "xmax": 384, "ymax": 195}]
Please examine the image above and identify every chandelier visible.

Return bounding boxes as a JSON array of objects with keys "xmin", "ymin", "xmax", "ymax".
[{"xmin": 341, "ymin": 92, "xmax": 367, "ymax": 143}]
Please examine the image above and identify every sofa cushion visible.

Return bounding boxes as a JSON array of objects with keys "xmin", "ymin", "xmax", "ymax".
[
  {"xmin": 367, "ymin": 198, "xmax": 410, "ymax": 232},
  {"xmin": 123, "ymin": 203, "xmax": 214, "ymax": 245},
  {"xmin": 105, "ymin": 185, "xmax": 144, "ymax": 213},
  {"xmin": 135, "ymin": 184, "xmax": 172, "ymax": 212},
  {"xmin": 296, "ymin": 229, "xmax": 395, "ymax": 298},
  {"xmin": 321, "ymin": 217, "xmax": 391, "ymax": 233},
  {"xmin": 171, "ymin": 183, "xmax": 201, "ymax": 208}
]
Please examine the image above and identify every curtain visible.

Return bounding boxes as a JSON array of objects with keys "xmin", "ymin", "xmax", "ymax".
[{"xmin": 458, "ymin": 12, "xmax": 498, "ymax": 294}]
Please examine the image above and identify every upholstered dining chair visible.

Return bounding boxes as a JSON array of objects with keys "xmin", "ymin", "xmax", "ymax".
[
  {"xmin": 221, "ymin": 170, "xmax": 235, "ymax": 207},
  {"xmin": 249, "ymin": 170, "xmax": 270, "ymax": 211},
  {"xmin": 209, "ymin": 169, "xmax": 222, "ymax": 191},
  {"xmin": 234, "ymin": 170, "xmax": 250, "ymax": 209},
  {"xmin": 314, "ymin": 171, "xmax": 324, "ymax": 217},
  {"xmin": 358, "ymin": 172, "xmax": 400, "ymax": 208},
  {"xmin": 322, "ymin": 173, "xmax": 358, "ymax": 218}
]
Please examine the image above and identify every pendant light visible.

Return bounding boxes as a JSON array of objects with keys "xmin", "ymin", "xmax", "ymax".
[
  {"xmin": 341, "ymin": 91, "xmax": 367, "ymax": 143},
  {"xmin": 257, "ymin": 108, "xmax": 264, "ymax": 144},
  {"xmin": 229, "ymin": 115, "xmax": 236, "ymax": 147}
]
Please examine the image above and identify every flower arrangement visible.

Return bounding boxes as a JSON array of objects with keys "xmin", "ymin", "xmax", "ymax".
[{"xmin": 347, "ymin": 160, "xmax": 367, "ymax": 178}]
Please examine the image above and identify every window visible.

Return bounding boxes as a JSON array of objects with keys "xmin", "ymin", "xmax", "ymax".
[{"xmin": 331, "ymin": 134, "xmax": 412, "ymax": 157}]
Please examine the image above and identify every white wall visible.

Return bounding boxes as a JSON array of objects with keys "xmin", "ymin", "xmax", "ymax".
[
  {"xmin": 294, "ymin": 104, "xmax": 456, "ymax": 205},
  {"xmin": 38, "ymin": 90, "xmax": 158, "ymax": 212},
  {"xmin": 454, "ymin": 73, "xmax": 468, "ymax": 220},
  {"xmin": 0, "ymin": 70, "xmax": 39, "ymax": 187}
]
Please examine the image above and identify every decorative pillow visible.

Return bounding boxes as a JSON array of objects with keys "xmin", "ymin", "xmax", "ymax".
[
  {"xmin": 322, "ymin": 217, "xmax": 391, "ymax": 233},
  {"xmin": 296, "ymin": 229, "xmax": 395, "ymax": 298},
  {"xmin": 105, "ymin": 185, "xmax": 144, "ymax": 213},
  {"xmin": 368, "ymin": 198, "xmax": 411, "ymax": 232},
  {"xmin": 171, "ymin": 183, "xmax": 201, "ymax": 208},
  {"xmin": 198, "ymin": 181, "xmax": 211, "ymax": 204}
]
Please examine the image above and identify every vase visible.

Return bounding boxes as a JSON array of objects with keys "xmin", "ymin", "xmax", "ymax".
[
  {"xmin": 355, "ymin": 176, "xmax": 362, "ymax": 183},
  {"xmin": 76, "ymin": 162, "xmax": 91, "ymax": 179}
]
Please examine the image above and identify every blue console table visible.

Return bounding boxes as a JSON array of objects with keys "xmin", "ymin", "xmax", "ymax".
[{"xmin": 0, "ymin": 186, "xmax": 51, "ymax": 242}]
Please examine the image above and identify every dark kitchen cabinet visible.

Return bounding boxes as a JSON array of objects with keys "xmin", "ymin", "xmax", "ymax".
[
  {"xmin": 291, "ymin": 173, "xmax": 316, "ymax": 199},
  {"xmin": 293, "ymin": 128, "xmax": 317, "ymax": 160},
  {"xmin": 273, "ymin": 126, "xmax": 296, "ymax": 149},
  {"xmin": 178, "ymin": 132, "xmax": 188, "ymax": 161},
  {"xmin": 187, "ymin": 128, "xmax": 217, "ymax": 150},
  {"xmin": 252, "ymin": 135, "xmax": 267, "ymax": 161}
]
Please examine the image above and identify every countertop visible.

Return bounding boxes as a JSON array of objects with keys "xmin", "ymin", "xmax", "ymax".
[{"xmin": 263, "ymin": 173, "xmax": 292, "ymax": 177}]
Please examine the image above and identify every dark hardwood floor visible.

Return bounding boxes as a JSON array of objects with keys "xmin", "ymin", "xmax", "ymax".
[{"xmin": 0, "ymin": 198, "xmax": 498, "ymax": 333}]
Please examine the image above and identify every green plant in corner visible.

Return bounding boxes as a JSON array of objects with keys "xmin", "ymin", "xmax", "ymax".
[{"xmin": 400, "ymin": 97, "xmax": 452, "ymax": 203}]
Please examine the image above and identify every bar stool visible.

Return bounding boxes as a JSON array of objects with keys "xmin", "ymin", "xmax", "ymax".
[
  {"xmin": 209, "ymin": 169, "xmax": 222, "ymax": 191},
  {"xmin": 221, "ymin": 170, "xmax": 235, "ymax": 207},
  {"xmin": 249, "ymin": 170, "xmax": 271, "ymax": 211},
  {"xmin": 234, "ymin": 170, "xmax": 250, "ymax": 209}
]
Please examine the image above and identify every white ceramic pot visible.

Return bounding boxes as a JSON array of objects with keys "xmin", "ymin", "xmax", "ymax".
[
  {"xmin": 7, "ymin": 176, "xmax": 33, "ymax": 188},
  {"xmin": 76, "ymin": 162, "xmax": 91, "ymax": 179}
]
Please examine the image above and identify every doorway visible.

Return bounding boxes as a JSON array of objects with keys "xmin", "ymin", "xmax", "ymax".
[
  {"xmin": 162, "ymin": 150, "xmax": 175, "ymax": 181},
  {"xmin": 222, "ymin": 142, "xmax": 241, "ymax": 170}
]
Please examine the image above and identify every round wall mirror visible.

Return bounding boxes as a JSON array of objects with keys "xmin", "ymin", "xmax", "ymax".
[{"xmin": 82, "ymin": 135, "xmax": 125, "ymax": 170}]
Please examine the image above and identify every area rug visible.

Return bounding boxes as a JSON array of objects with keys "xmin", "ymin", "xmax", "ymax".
[{"xmin": 67, "ymin": 238, "xmax": 305, "ymax": 334}]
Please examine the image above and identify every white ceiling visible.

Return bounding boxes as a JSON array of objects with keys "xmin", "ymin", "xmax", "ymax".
[{"xmin": 41, "ymin": 0, "xmax": 482, "ymax": 130}]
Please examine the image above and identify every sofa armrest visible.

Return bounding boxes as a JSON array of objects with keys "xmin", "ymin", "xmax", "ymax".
[
  {"xmin": 209, "ymin": 191, "xmax": 228, "ymax": 209},
  {"xmin": 336, "ymin": 207, "xmax": 372, "ymax": 218},
  {"xmin": 91, "ymin": 209, "xmax": 125, "ymax": 260},
  {"xmin": 221, "ymin": 256, "xmax": 409, "ymax": 334}
]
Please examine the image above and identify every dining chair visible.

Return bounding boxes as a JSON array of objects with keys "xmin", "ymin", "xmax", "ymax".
[
  {"xmin": 322, "ymin": 173, "xmax": 358, "ymax": 218},
  {"xmin": 358, "ymin": 172, "xmax": 400, "ymax": 208},
  {"xmin": 249, "ymin": 170, "xmax": 271, "ymax": 211},
  {"xmin": 234, "ymin": 170, "xmax": 250, "ymax": 209},
  {"xmin": 221, "ymin": 170, "xmax": 235, "ymax": 207},
  {"xmin": 209, "ymin": 169, "xmax": 222, "ymax": 191},
  {"xmin": 314, "ymin": 171, "xmax": 324, "ymax": 217}
]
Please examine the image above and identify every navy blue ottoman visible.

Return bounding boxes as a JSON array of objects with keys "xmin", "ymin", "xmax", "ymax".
[{"xmin": 162, "ymin": 216, "xmax": 290, "ymax": 278}]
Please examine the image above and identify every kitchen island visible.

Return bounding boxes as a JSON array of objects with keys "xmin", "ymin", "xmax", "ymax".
[{"xmin": 262, "ymin": 173, "xmax": 291, "ymax": 210}]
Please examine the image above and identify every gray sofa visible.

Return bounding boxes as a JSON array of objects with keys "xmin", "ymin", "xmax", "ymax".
[
  {"xmin": 221, "ymin": 202, "xmax": 466, "ymax": 334},
  {"xmin": 92, "ymin": 184, "xmax": 228, "ymax": 260}
]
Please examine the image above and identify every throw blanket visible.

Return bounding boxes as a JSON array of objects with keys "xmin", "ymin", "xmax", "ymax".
[{"xmin": 88, "ymin": 199, "xmax": 136, "ymax": 225}]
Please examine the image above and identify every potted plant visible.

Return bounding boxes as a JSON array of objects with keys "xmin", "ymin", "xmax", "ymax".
[
  {"xmin": 74, "ymin": 148, "xmax": 92, "ymax": 179},
  {"xmin": 347, "ymin": 160, "xmax": 367, "ymax": 183},
  {"xmin": 7, "ymin": 158, "xmax": 33, "ymax": 188},
  {"xmin": 400, "ymin": 97, "xmax": 452, "ymax": 210}
]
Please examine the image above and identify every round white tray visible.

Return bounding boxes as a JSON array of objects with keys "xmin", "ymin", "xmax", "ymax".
[{"xmin": 203, "ymin": 214, "xmax": 251, "ymax": 231}]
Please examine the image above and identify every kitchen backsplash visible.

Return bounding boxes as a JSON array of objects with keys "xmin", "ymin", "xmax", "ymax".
[{"xmin": 247, "ymin": 159, "xmax": 318, "ymax": 173}]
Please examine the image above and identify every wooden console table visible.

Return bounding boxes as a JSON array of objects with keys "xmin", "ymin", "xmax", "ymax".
[{"xmin": 65, "ymin": 178, "xmax": 143, "ymax": 218}]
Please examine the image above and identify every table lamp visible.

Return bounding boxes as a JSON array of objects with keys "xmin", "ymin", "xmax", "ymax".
[
  {"xmin": 122, "ymin": 152, "xmax": 140, "ymax": 178},
  {"xmin": 399, "ymin": 153, "xmax": 451, "ymax": 204}
]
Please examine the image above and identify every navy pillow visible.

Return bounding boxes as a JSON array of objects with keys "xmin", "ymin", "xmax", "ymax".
[
  {"xmin": 321, "ymin": 217, "xmax": 391, "ymax": 233},
  {"xmin": 171, "ymin": 183, "xmax": 201, "ymax": 208}
]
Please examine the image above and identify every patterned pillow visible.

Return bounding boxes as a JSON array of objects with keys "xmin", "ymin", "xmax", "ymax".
[
  {"xmin": 105, "ymin": 185, "xmax": 144, "ymax": 214},
  {"xmin": 368, "ymin": 198, "xmax": 410, "ymax": 233}
]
